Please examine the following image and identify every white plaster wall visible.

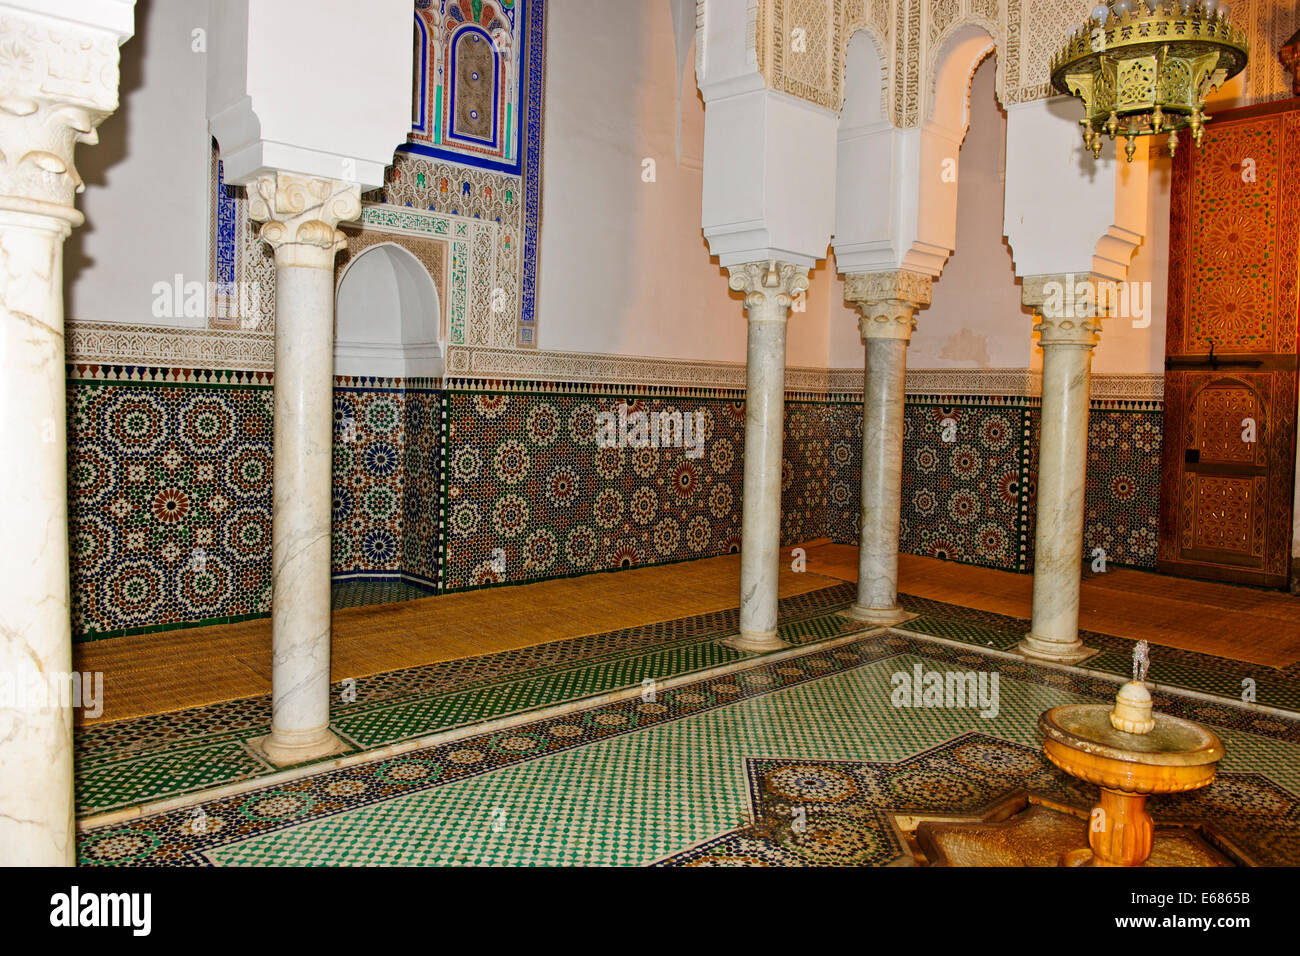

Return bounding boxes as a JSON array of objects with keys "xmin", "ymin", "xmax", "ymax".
[
  {"xmin": 907, "ymin": 58, "xmax": 1029, "ymax": 370},
  {"xmin": 65, "ymin": 0, "xmax": 211, "ymax": 326},
  {"xmin": 1093, "ymin": 152, "xmax": 1171, "ymax": 375},
  {"xmin": 536, "ymin": 0, "xmax": 833, "ymax": 368}
]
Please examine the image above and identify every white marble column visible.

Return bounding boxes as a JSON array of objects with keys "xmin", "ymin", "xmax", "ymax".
[
  {"xmin": 0, "ymin": 11, "xmax": 128, "ymax": 865},
  {"xmin": 1018, "ymin": 274, "xmax": 1102, "ymax": 664},
  {"xmin": 248, "ymin": 172, "xmax": 360, "ymax": 765},
  {"xmin": 724, "ymin": 261, "xmax": 809, "ymax": 652},
  {"xmin": 843, "ymin": 271, "xmax": 931, "ymax": 625}
]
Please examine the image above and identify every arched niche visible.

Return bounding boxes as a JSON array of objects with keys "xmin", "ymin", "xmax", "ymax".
[
  {"xmin": 907, "ymin": 22, "xmax": 998, "ymax": 277},
  {"xmin": 335, "ymin": 243, "xmax": 442, "ymax": 379},
  {"xmin": 840, "ymin": 28, "xmax": 887, "ymax": 130}
]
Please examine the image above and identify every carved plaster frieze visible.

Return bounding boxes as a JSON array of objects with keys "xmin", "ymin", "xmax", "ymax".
[
  {"xmin": 247, "ymin": 172, "xmax": 362, "ymax": 268},
  {"xmin": 0, "ymin": 13, "xmax": 123, "ymax": 217}
]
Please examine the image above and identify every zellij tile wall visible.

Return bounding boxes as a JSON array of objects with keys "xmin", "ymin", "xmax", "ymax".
[{"xmin": 66, "ymin": 370, "xmax": 1162, "ymax": 641}]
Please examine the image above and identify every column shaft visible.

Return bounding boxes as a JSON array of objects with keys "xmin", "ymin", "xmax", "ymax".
[
  {"xmin": 842, "ymin": 270, "xmax": 930, "ymax": 626},
  {"xmin": 1018, "ymin": 273, "xmax": 1101, "ymax": 664},
  {"xmin": 0, "ymin": 10, "xmax": 128, "ymax": 865},
  {"xmin": 247, "ymin": 172, "xmax": 360, "ymax": 765},
  {"xmin": 725, "ymin": 261, "xmax": 808, "ymax": 652},
  {"xmin": 267, "ymin": 262, "xmax": 337, "ymax": 760},
  {"xmin": 1024, "ymin": 342, "xmax": 1094, "ymax": 654},
  {"xmin": 0, "ymin": 210, "xmax": 77, "ymax": 865},
  {"xmin": 855, "ymin": 337, "xmax": 908, "ymax": 618},
  {"xmin": 739, "ymin": 313, "xmax": 788, "ymax": 641}
]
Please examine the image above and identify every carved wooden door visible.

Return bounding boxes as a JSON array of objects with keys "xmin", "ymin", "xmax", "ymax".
[{"xmin": 1159, "ymin": 100, "xmax": 1300, "ymax": 588}]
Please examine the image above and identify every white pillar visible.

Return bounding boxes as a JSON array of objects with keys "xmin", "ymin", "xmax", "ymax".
[
  {"xmin": 247, "ymin": 172, "xmax": 360, "ymax": 765},
  {"xmin": 724, "ymin": 261, "xmax": 809, "ymax": 652},
  {"xmin": 0, "ymin": 7, "xmax": 132, "ymax": 866},
  {"xmin": 1018, "ymin": 274, "xmax": 1101, "ymax": 664},
  {"xmin": 843, "ymin": 270, "xmax": 931, "ymax": 624}
]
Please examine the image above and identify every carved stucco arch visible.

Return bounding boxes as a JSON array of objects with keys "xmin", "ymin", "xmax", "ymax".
[
  {"xmin": 838, "ymin": 23, "xmax": 891, "ymax": 120},
  {"xmin": 926, "ymin": 19, "xmax": 998, "ymax": 145}
]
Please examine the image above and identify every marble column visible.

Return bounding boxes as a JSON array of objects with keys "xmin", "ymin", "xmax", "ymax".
[
  {"xmin": 843, "ymin": 271, "xmax": 932, "ymax": 625},
  {"xmin": 0, "ymin": 13, "xmax": 126, "ymax": 865},
  {"xmin": 248, "ymin": 172, "xmax": 360, "ymax": 765},
  {"xmin": 1018, "ymin": 274, "xmax": 1102, "ymax": 664},
  {"xmin": 724, "ymin": 261, "xmax": 809, "ymax": 652}
]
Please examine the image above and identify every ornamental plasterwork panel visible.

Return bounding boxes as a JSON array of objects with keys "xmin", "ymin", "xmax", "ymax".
[
  {"xmin": 1240, "ymin": 0, "xmax": 1300, "ymax": 105},
  {"xmin": 353, "ymin": 203, "xmax": 503, "ymax": 348},
  {"xmin": 66, "ymin": 323, "xmax": 276, "ymax": 371},
  {"xmin": 755, "ymin": 0, "xmax": 1294, "ymax": 125},
  {"xmin": 448, "ymin": 344, "xmax": 1163, "ymax": 402},
  {"xmin": 383, "ymin": 152, "xmax": 522, "ymax": 349}
]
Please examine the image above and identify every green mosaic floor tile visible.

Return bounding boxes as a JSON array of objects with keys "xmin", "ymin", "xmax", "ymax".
[
  {"xmin": 77, "ymin": 637, "xmax": 1300, "ymax": 867},
  {"xmin": 76, "ymin": 741, "xmax": 267, "ymax": 815},
  {"xmin": 75, "ymin": 582, "xmax": 1300, "ymax": 829},
  {"xmin": 894, "ymin": 613, "xmax": 1022, "ymax": 652},
  {"xmin": 331, "ymin": 579, "xmax": 434, "ymax": 610}
]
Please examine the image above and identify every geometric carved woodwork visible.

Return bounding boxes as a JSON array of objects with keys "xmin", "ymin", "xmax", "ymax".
[{"xmin": 1160, "ymin": 100, "xmax": 1300, "ymax": 589}]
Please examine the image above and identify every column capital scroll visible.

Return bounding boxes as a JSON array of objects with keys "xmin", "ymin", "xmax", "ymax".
[
  {"xmin": 1023, "ymin": 273, "xmax": 1104, "ymax": 348},
  {"xmin": 844, "ymin": 270, "xmax": 932, "ymax": 341},
  {"xmin": 248, "ymin": 171, "xmax": 362, "ymax": 269},
  {"xmin": 0, "ymin": 13, "xmax": 125, "ymax": 222},
  {"xmin": 727, "ymin": 260, "xmax": 810, "ymax": 316}
]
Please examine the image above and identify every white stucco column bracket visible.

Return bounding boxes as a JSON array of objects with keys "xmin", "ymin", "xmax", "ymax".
[
  {"xmin": 206, "ymin": 0, "xmax": 413, "ymax": 189},
  {"xmin": 1003, "ymin": 98, "xmax": 1148, "ymax": 283}
]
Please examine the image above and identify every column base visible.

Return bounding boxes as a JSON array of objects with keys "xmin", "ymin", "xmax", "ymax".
[
  {"xmin": 722, "ymin": 630, "xmax": 789, "ymax": 653},
  {"xmin": 1016, "ymin": 633, "xmax": 1097, "ymax": 665},
  {"xmin": 250, "ymin": 726, "xmax": 348, "ymax": 768},
  {"xmin": 844, "ymin": 604, "xmax": 911, "ymax": 626}
]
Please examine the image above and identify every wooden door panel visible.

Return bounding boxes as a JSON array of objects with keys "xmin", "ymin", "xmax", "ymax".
[{"xmin": 1159, "ymin": 101, "xmax": 1300, "ymax": 589}]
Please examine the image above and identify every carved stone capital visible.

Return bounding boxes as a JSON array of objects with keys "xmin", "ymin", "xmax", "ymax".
[
  {"xmin": 1024, "ymin": 273, "xmax": 1103, "ymax": 348},
  {"xmin": 0, "ymin": 13, "xmax": 124, "ymax": 223},
  {"xmin": 247, "ymin": 172, "xmax": 362, "ymax": 269},
  {"xmin": 844, "ymin": 270, "xmax": 932, "ymax": 341},
  {"xmin": 727, "ymin": 260, "xmax": 810, "ymax": 320}
]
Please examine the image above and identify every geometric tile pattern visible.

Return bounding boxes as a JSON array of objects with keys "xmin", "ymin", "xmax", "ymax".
[
  {"xmin": 65, "ymin": 375, "xmax": 1166, "ymax": 637},
  {"xmin": 1082, "ymin": 405, "xmax": 1162, "ymax": 570},
  {"xmin": 442, "ymin": 389, "xmax": 747, "ymax": 589},
  {"xmin": 67, "ymin": 380, "xmax": 275, "ymax": 640},
  {"xmin": 828, "ymin": 397, "xmax": 1163, "ymax": 575},
  {"xmin": 332, "ymin": 387, "xmax": 407, "ymax": 577},
  {"xmin": 76, "ymin": 630, "xmax": 1300, "ymax": 866},
  {"xmin": 660, "ymin": 734, "xmax": 1300, "ymax": 867}
]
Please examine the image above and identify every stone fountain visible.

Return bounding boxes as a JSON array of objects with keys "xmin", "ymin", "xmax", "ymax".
[
  {"xmin": 910, "ymin": 641, "xmax": 1235, "ymax": 867},
  {"xmin": 1038, "ymin": 641, "xmax": 1225, "ymax": 866}
]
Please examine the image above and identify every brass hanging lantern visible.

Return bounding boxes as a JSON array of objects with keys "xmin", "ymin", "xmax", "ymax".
[{"xmin": 1051, "ymin": 1, "xmax": 1249, "ymax": 161}]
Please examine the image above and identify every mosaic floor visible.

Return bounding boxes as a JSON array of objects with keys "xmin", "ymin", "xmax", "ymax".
[
  {"xmin": 895, "ymin": 593, "xmax": 1300, "ymax": 713},
  {"xmin": 75, "ymin": 584, "xmax": 867, "ymax": 817},
  {"xmin": 331, "ymin": 579, "xmax": 434, "ymax": 610},
  {"xmin": 77, "ymin": 625, "xmax": 1300, "ymax": 866}
]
